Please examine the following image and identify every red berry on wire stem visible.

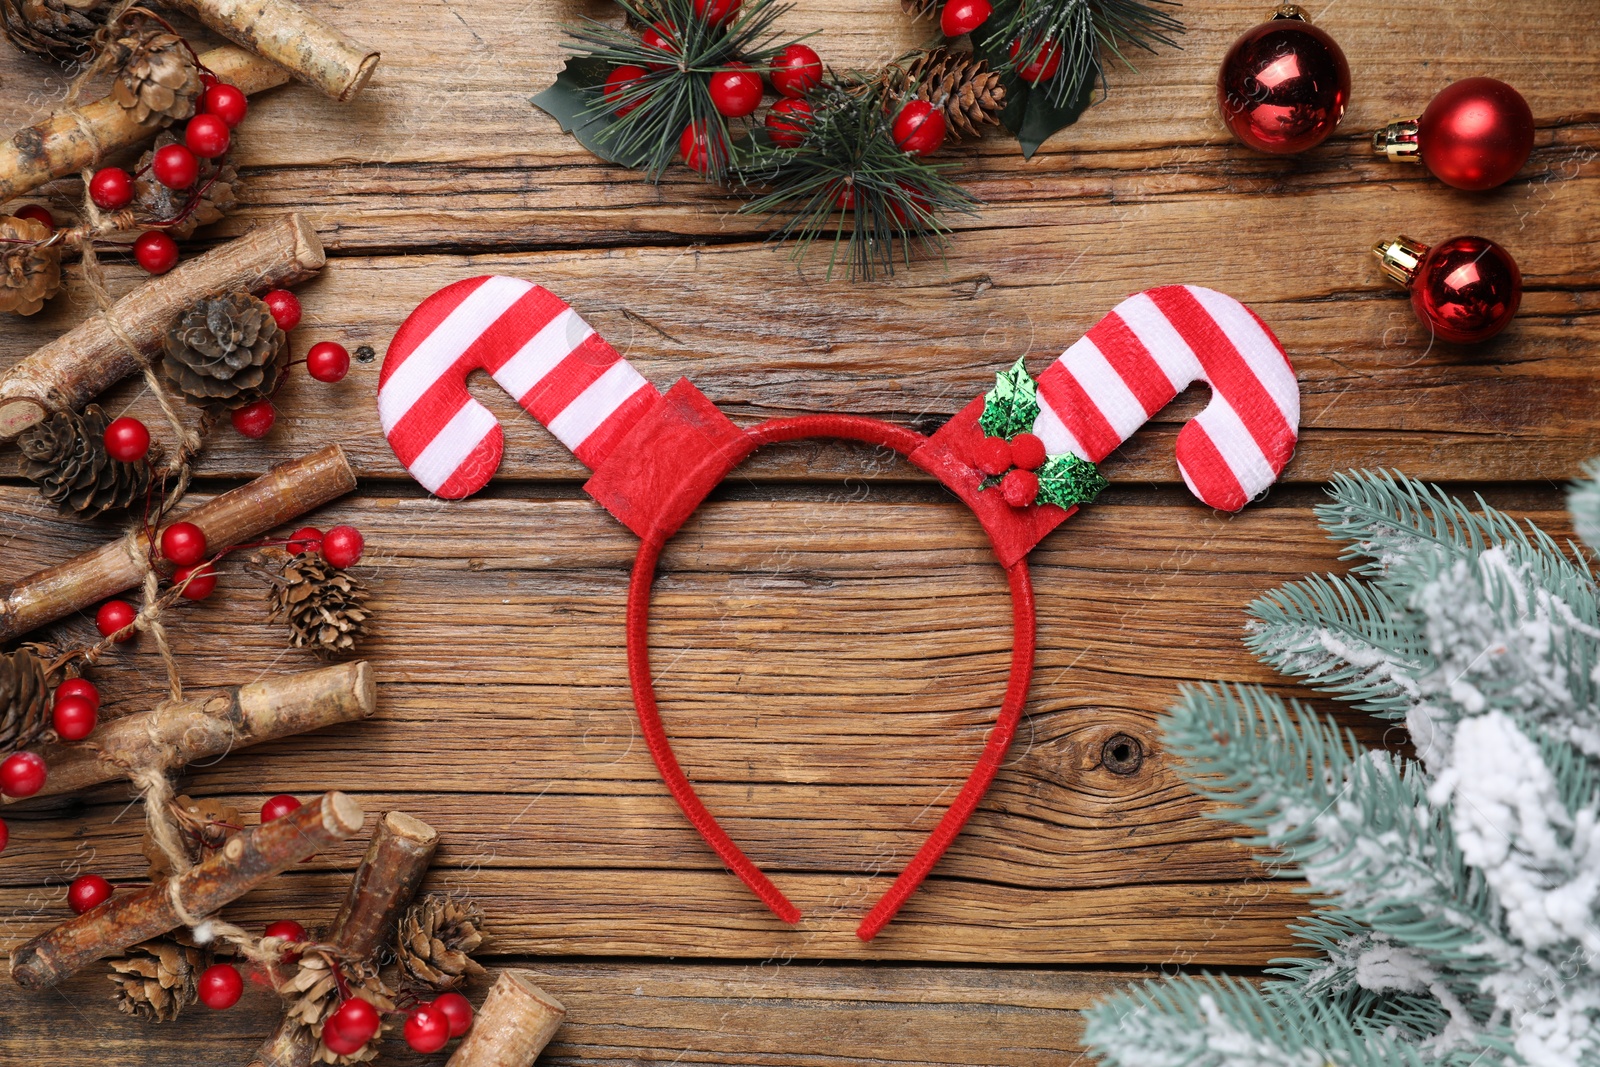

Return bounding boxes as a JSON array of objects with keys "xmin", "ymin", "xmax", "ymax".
[
  {"xmin": 1009, "ymin": 432, "xmax": 1046, "ymax": 471},
  {"xmin": 231, "ymin": 399, "xmax": 276, "ymax": 439},
  {"xmin": 770, "ymin": 44, "xmax": 821, "ymax": 98},
  {"xmin": 305, "ymin": 341, "xmax": 350, "ymax": 383},
  {"xmin": 55, "ymin": 678, "xmax": 100, "ymax": 711},
  {"xmin": 89, "ymin": 167, "xmax": 134, "ymax": 210},
  {"xmin": 709, "ymin": 63, "xmax": 763, "ymax": 118},
  {"xmin": 133, "ymin": 231, "xmax": 179, "ymax": 275},
  {"xmin": 161, "ymin": 521, "xmax": 208, "ymax": 567},
  {"xmin": 203, "ymin": 82, "xmax": 248, "ymax": 127},
  {"xmin": 327, "ymin": 997, "xmax": 382, "ymax": 1046},
  {"xmin": 975, "ymin": 436, "xmax": 1012, "ymax": 476},
  {"xmin": 940, "ymin": 0, "xmax": 992, "ymax": 36},
  {"xmin": 103, "ymin": 416, "xmax": 150, "ymax": 462},
  {"xmin": 52, "ymin": 694, "xmax": 97, "ymax": 741},
  {"xmin": 322, "ymin": 525, "xmax": 364, "ymax": 569},
  {"xmin": 14, "ymin": 204, "xmax": 54, "ymax": 229},
  {"xmin": 321, "ymin": 1028, "xmax": 365, "ymax": 1057},
  {"xmin": 0, "ymin": 818, "xmax": 8, "ymax": 854},
  {"xmin": 892, "ymin": 99, "xmax": 946, "ymax": 156},
  {"xmin": 640, "ymin": 22, "xmax": 678, "ymax": 69},
  {"xmin": 96, "ymin": 599, "xmax": 137, "ymax": 641},
  {"xmin": 694, "ymin": 0, "xmax": 742, "ymax": 26},
  {"xmin": 432, "ymin": 991, "xmax": 474, "ymax": 1037},
  {"xmin": 185, "ymin": 113, "xmax": 231, "ymax": 159},
  {"xmin": 152, "ymin": 143, "xmax": 199, "ymax": 189},
  {"xmin": 1009, "ymin": 37, "xmax": 1062, "ymax": 84},
  {"xmin": 200, "ymin": 70, "xmax": 219, "ymax": 91},
  {"xmin": 263, "ymin": 919, "xmax": 309, "ymax": 962},
  {"xmin": 679, "ymin": 120, "xmax": 718, "ymax": 175},
  {"xmin": 262, "ymin": 289, "xmax": 302, "ymax": 331},
  {"xmin": 1001, "ymin": 468, "xmax": 1039, "ymax": 508},
  {"xmin": 172, "ymin": 563, "xmax": 217, "ymax": 600},
  {"xmin": 603, "ymin": 64, "xmax": 651, "ymax": 117},
  {"xmin": 0, "ymin": 751, "xmax": 47, "ymax": 798},
  {"xmin": 764, "ymin": 97, "xmax": 812, "ymax": 147},
  {"xmin": 404, "ymin": 1002, "xmax": 452, "ymax": 1053},
  {"xmin": 198, "ymin": 963, "xmax": 244, "ymax": 1009},
  {"xmin": 287, "ymin": 526, "xmax": 324, "ymax": 554},
  {"xmin": 261, "ymin": 794, "xmax": 301, "ymax": 823},
  {"xmin": 834, "ymin": 183, "xmax": 855, "ymax": 211},
  {"xmin": 67, "ymin": 874, "xmax": 113, "ymax": 913}
]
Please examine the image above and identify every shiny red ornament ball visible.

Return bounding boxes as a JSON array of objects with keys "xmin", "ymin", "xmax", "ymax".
[
  {"xmin": 172, "ymin": 563, "xmax": 217, "ymax": 600},
  {"xmin": 152, "ymin": 143, "xmax": 199, "ymax": 189},
  {"xmin": 203, "ymin": 82, "xmax": 248, "ymax": 128},
  {"xmin": 328, "ymin": 997, "xmax": 382, "ymax": 1046},
  {"xmin": 892, "ymin": 100, "xmax": 946, "ymax": 156},
  {"xmin": 405, "ymin": 1003, "xmax": 452, "ymax": 1053},
  {"xmin": 1217, "ymin": 13, "xmax": 1349, "ymax": 154},
  {"xmin": 710, "ymin": 63, "xmax": 763, "ymax": 118},
  {"xmin": 67, "ymin": 874, "xmax": 113, "ymax": 913},
  {"xmin": 975, "ymin": 436, "xmax": 1012, "ymax": 476},
  {"xmin": 1001, "ymin": 468, "xmax": 1039, "ymax": 508},
  {"xmin": 940, "ymin": 0, "xmax": 991, "ymax": 37},
  {"xmin": 287, "ymin": 526, "xmax": 324, "ymax": 554},
  {"xmin": 96, "ymin": 599, "xmax": 137, "ymax": 641},
  {"xmin": 198, "ymin": 963, "xmax": 244, "ymax": 1009},
  {"xmin": 52, "ymin": 694, "xmax": 98, "ymax": 741},
  {"xmin": 679, "ymin": 120, "xmax": 718, "ymax": 174},
  {"xmin": 264, "ymin": 919, "xmax": 309, "ymax": 962},
  {"xmin": 694, "ymin": 0, "xmax": 742, "ymax": 26},
  {"xmin": 14, "ymin": 204, "xmax": 54, "ymax": 229},
  {"xmin": 306, "ymin": 341, "xmax": 351, "ymax": 383},
  {"xmin": 0, "ymin": 751, "xmax": 47, "ymax": 798},
  {"xmin": 231, "ymin": 399, "xmax": 276, "ymax": 439},
  {"xmin": 322, "ymin": 525, "xmax": 365, "ymax": 569},
  {"xmin": 1009, "ymin": 432, "xmax": 1046, "ymax": 471},
  {"xmin": 103, "ymin": 416, "xmax": 150, "ymax": 462},
  {"xmin": 56, "ymin": 677, "xmax": 100, "ymax": 712},
  {"xmin": 765, "ymin": 97, "xmax": 812, "ymax": 147},
  {"xmin": 1008, "ymin": 37, "xmax": 1062, "ymax": 84},
  {"xmin": 432, "ymin": 992, "xmax": 474, "ymax": 1037},
  {"xmin": 133, "ymin": 230, "xmax": 180, "ymax": 274},
  {"xmin": 185, "ymin": 113, "xmax": 232, "ymax": 159},
  {"xmin": 261, "ymin": 794, "xmax": 302, "ymax": 823},
  {"xmin": 89, "ymin": 167, "xmax": 134, "ymax": 210},
  {"xmin": 604, "ymin": 64, "xmax": 651, "ymax": 117},
  {"xmin": 262, "ymin": 289, "xmax": 302, "ymax": 331},
  {"xmin": 1411, "ymin": 235, "xmax": 1521, "ymax": 344},
  {"xmin": 770, "ymin": 44, "xmax": 821, "ymax": 98},
  {"xmin": 161, "ymin": 521, "xmax": 208, "ymax": 567},
  {"xmin": 1416, "ymin": 78, "xmax": 1534, "ymax": 191}
]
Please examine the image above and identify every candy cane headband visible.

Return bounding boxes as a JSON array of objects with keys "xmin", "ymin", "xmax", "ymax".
[{"xmin": 378, "ymin": 278, "xmax": 1299, "ymax": 940}]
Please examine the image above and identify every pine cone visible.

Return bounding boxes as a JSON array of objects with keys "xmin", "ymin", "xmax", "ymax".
[
  {"xmin": 0, "ymin": 213, "xmax": 62, "ymax": 316},
  {"xmin": 162, "ymin": 291, "xmax": 287, "ymax": 407},
  {"xmin": 108, "ymin": 22, "xmax": 201, "ymax": 127},
  {"xmin": 279, "ymin": 951, "xmax": 393, "ymax": 1064},
  {"xmin": 107, "ymin": 939, "xmax": 207, "ymax": 1022},
  {"xmin": 134, "ymin": 132, "xmax": 241, "ymax": 238},
  {"xmin": 396, "ymin": 895, "xmax": 486, "ymax": 992},
  {"xmin": 141, "ymin": 794, "xmax": 242, "ymax": 880},
  {"xmin": 267, "ymin": 552, "xmax": 371, "ymax": 656},
  {"xmin": 18, "ymin": 403, "xmax": 151, "ymax": 517},
  {"xmin": 0, "ymin": 647, "xmax": 49, "ymax": 755},
  {"xmin": 0, "ymin": 0, "xmax": 114, "ymax": 63},
  {"xmin": 902, "ymin": 49, "xmax": 1005, "ymax": 139}
]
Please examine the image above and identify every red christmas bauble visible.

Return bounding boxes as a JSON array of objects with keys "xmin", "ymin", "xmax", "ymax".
[
  {"xmin": 14, "ymin": 204, "xmax": 54, "ymax": 229},
  {"xmin": 770, "ymin": 44, "xmax": 822, "ymax": 98},
  {"xmin": 710, "ymin": 64, "xmax": 763, "ymax": 118},
  {"xmin": 52, "ymin": 694, "xmax": 98, "ymax": 741},
  {"xmin": 133, "ymin": 231, "xmax": 180, "ymax": 274},
  {"xmin": 1217, "ymin": 11, "xmax": 1349, "ymax": 154},
  {"xmin": 89, "ymin": 167, "xmax": 134, "ymax": 210},
  {"xmin": 161, "ymin": 521, "xmax": 208, "ymax": 567},
  {"xmin": 306, "ymin": 341, "xmax": 351, "ymax": 383},
  {"xmin": 892, "ymin": 100, "xmax": 946, "ymax": 156},
  {"xmin": 322, "ymin": 525, "xmax": 365, "ymax": 568},
  {"xmin": 185, "ymin": 113, "xmax": 232, "ymax": 159},
  {"xmin": 765, "ymin": 98, "xmax": 812, "ymax": 146},
  {"xmin": 0, "ymin": 751, "xmax": 47, "ymax": 798},
  {"xmin": 261, "ymin": 794, "xmax": 302, "ymax": 823},
  {"xmin": 67, "ymin": 873, "xmax": 113, "ymax": 913},
  {"xmin": 432, "ymin": 991, "xmax": 474, "ymax": 1037},
  {"xmin": 204, "ymin": 83, "xmax": 248, "ymax": 128},
  {"xmin": 152, "ymin": 143, "xmax": 199, "ymax": 189},
  {"xmin": 1410, "ymin": 235, "xmax": 1521, "ymax": 344},
  {"xmin": 1418, "ymin": 78, "xmax": 1534, "ymax": 191},
  {"xmin": 262, "ymin": 289, "xmax": 302, "ymax": 331},
  {"xmin": 404, "ymin": 1003, "xmax": 452, "ymax": 1053},
  {"xmin": 96, "ymin": 599, "xmax": 137, "ymax": 641},
  {"xmin": 103, "ymin": 416, "xmax": 150, "ymax": 462},
  {"xmin": 231, "ymin": 399, "xmax": 277, "ymax": 439},
  {"xmin": 604, "ymin": 64, "xmax": 651, "ymax": 116},
  {"xmin": 56, "ymin": 678, "xmax": 100, "ymax": 712},
  {"xmin": 940, "ymin": 0, "xmax": 991, "ymax": 37},
  {"xmin": 198, "ymin": 963, "xmax": 244, "ymax": 1009}
]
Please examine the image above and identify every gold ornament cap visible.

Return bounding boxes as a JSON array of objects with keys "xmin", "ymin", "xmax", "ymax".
[
  {"xmin": 1270, "ymin": 3, "xmax": 1308, "ymax": 20},
  {"xmin": 1373, "ymin": 120, "xmax": 1421, "ymax": 163},
  {"xmin": 1372, "ymin": 236, "xmax": 1430, "ymax": 286}
]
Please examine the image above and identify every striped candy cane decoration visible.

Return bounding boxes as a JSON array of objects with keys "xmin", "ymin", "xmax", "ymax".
[
  {"xmin": 1031, "ymin": 284, "xmax": 1299, "ymax": 511},
  {"xmin": 379, "ymin": 276, "xmax": 663, "ymax": 499}
]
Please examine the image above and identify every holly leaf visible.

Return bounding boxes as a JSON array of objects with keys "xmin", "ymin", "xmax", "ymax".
[
  {"xmin": 979, "ymin": 356, "xmax": 1040, "ymax": 440},
  {"xmin": 530, "ymin": 56, "xmax": 653, "ymax": 168},
  {"xmin": 971, "ymin": 0, "xmax": 1100, "ymax": 159},
  {"xmin": 1035, "ymin": 453, "xmax": 1109, "ymax": 510}
]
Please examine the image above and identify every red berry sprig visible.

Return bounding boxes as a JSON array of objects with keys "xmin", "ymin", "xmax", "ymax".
[
  {"xmin": 305, "ymin": 341, "xmax": 350, "ymax": 383},
  {"xmin": 404, "ymin": 1001, "xmax": 452, "ymax": 1053},
  {"xmin": 432, "ymin": 992, "xmax": 475, "ymax": 1037},
  {"xmin": 892, "ymin": 100, "xmax": 947, "ymax": 157},
  {"xmin": 262, "ymin": 289, "xmax": 302, "ymax": 331},
  {"xmin": 261, "ymin": 794, "xmax": 302, "ymax": 823},
  {"xmin": 321, "ymin": 525, "xmax": 365, "ymax": 569},
  {"xmin": 263, "ymin": 919, "xmax": 309, "ymax": 963},
  {"xmin": 1, "ymin": 751, "xmax": 47, "ymax": 798},
  {"xmin": 940, "ymin": 0, "xmax": 991, "ymax": 36},
  {"xmin": 770, "ymin": 44, "xmax": 821, "ymax": 97},
  {"xmin": 132, "ymin": 231, "xmax": 179, "ymax": 274},
  {"xmin": 89, "ymin": 166, "xmax": 134, "ymax": 210},
  {"xmin": 978, "ymin": 431, "xmax": 1047, "ymax": 508},
  {"xmin": 97, "ymin": 599, "xmax": 137, "ymax": 642},
  {"xmin": 53, "ymin": 680, "xmax": 99, "ymax": 741},
  {"xmin": 231, "ymin": 398, "xmax": 276, "ymax": 439},
  {"xmin": 709, "ymin": 63, "xmax": 763, "ymax": 117},
  {"xmin": 160, "ymin": 521, "xmax": 208, "ymax": 567},
  {"xmin": 13, "ymin": 204, "xmax": 54, "ymax": 229},
  {"xmin": 198, "ymin": 963, "xmax": 244, "ymax": 1009},
  {"xmin": 324, "ymin": 997, "xmax": 382, "ymax": 1056},
  {"xmin": 67, "ymin": 873, "xmax": 114, "ymax": 913}
]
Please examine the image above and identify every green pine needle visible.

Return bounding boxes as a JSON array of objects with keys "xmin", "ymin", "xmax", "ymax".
[{"xmin": 991, "ymin": 0, "xmax": 1183, "ymax": 108}]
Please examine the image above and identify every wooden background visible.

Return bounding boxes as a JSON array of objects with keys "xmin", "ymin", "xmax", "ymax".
[{"xmin": 1, "ymin": 0, "xmax": 1597, "ymax": 1062}]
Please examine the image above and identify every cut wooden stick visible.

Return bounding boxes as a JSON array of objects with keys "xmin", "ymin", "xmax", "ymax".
[
  {"xmin": 0, "ymin": 213, "xmax": 324, "ymax": 441},
  {"xmin": 446, "ymin": 971, "xmax": 567, "ymax": 1067},
  {"xmin": 10, "ymin": 661, "xmax": 373, "ymax": 802},
  {"xmin": 9, "ymin": 791, "xmax": 365, "ymax": 989},
  {"xmin": 0, "ymin": 46, "xmax": 289, "ymax": 206},
  {"xmin": 246, "ymin": 811, "xmax": 440, "ymax": 1067},
  {"xmin": 163, "ymin": 0, "xmax": 379, "ymax": 102},
  {"xmin": 0, "ymin": 443, "xmax": 355, "ymax": 642}
]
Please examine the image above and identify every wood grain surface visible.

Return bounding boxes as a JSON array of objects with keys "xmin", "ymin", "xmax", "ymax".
[{"xmin": 0, "ymin": 0, "xmax": 1595, "ymax": 1061}]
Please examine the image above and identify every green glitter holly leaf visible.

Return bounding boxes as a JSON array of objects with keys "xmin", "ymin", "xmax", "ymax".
[
  {"xmin": 1035, "ymin": 453, "xmax": 1109, "ymax": 510},
  {"xmin": 978, "ymin": 357, "xmax": 1040, "ymax": 440}
]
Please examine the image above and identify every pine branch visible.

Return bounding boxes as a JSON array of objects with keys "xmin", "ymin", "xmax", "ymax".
[
  {"xmin": 988, "ymin": 0, "xmax": 1182, "ymax": 109},
  {"xmin": 1570, "ymin": 458, "xmax": 1600, "ymax": 558}
]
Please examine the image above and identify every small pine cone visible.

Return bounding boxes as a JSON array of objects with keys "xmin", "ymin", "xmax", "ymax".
[
  {"xmin": 267, "ymin": 552, "xmax": 371, "ymax": 657},
  {"xmin": 280, "ymin": 951, "xmax": 393, "ymax": 1064},
  {"xmin": 141, "ymin": 794, "xmax": 242, "ymax": 880},
  {"xmin": 903, "ymin": 48, "xmax": 1005, "ymax": 139},
  {"xmin": 0, "ymin": 0, "xmax": 114, "ymax": 63},
  {"xmin": 134, "ymin": 132, "xmax": 241, "ymax": 238},
  {"xmin": 0, "ymin": 213, "xmax": 62, "ymax": 316},
  {"xmin": 0, "ymin": 646, "xmax": 49, "ymax": 754},
  {"xmin": 18, "ymin": 403, "xmax": 151, "ymax": 517},
  {"xmin": 108, "ymin": 22, "xmax": 201, "ymax": 127},
  {"xmin": 162, "ymin": 291, "xmax": 287, "ymax": 408},
  {"xmin": 107, "ymin": 939, "xmax": 207, "ymax": 1022},
  {"xmin": 396, "ymin": 894, "xmax": 487, "ymax": 992}
]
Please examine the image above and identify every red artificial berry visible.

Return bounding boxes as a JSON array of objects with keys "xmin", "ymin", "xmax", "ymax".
[
  {"xmin": 261, "ymin": 794, "xmax": 302, "ymax": 823},
  {"xmin": 321, "ymin": 1028, "xmax": 365, "ymax": 1057},
  {"xmin": 203, "ymin": 82, "xmax": 248, "ymax": 128},
  {"xmin": 14, "ymin": 204, "xmax": 54, "ymax": 229},
  {"xmin": 231, "ymin": 399, "xmax": 276, "ymax": 439},
  {"xmin": 152, "ymin": 143, "xmax": 199, "ymax": 190},
  {"xmin": 161, "ymin": 521, "xmax": 208, "ymax": 567},
  {"xmin": 603, "ymin": 64, "xmax": 651, "ymax": 117},
  {"xmin": 940, "ymin": 0, "xmax": 992, "ymax": 36},
  {"xmin": 1009, "ymin": 37, "xmax": 1063, "ymax": 84},
  {"xmin": 306, "ymin": 341, "xmax": 350, "ymax": 383},
  {"xmin": 892, "ymin": 99, "xmax": 946, "ymax": 156},
  {"xmin": 133, "ymin": 230, "xmax": 180, "ymax": 274},
  {"xmin": 96, "ymin": 599, "xmax": 137, "ymax": 642},
  {"xmin": 328, "ymin": 998, "xmax": 382, "ymax": 1046},
  {"xmin": 201, "ymin": 71, "xmax": 219, "ymax": 91},
  {"xmin": 432, "ymin": 991, "xmax": 474, "ymax": 1038},
  {"xmin": 55, "ymin": 677, "xmax": 100, "ymax": 712},
  {"xmin": 52, "ymin": 694, "xmax": 97, "ymax": 741},
  {"xmin": 89, "ymin": 167, "xmax": 134, "ymax": 210},
  {"xmin": 694, "ymin": 0, "xmax": 742, "ymax": 26},
  {"xmin": 198, "ymin": 963, "xmax": 244, "ymax": 1009},
  {"xmin": 264, "ymin": 919, "xmax": 309, "ymax": 962},
  {"xmin": 262, "ymin": 289, "xmax": 302, "ymax": 331},
  {"xmin": 67, "ymin": 874, "xmax": 113, "ymax": 913},
  {"xmin": 1001, "ymin": 468, "xmax": 1039, "ymax": 508},
  {"xmin": 834, "ymin": 184, "xmax": 855, "ymax": 211},
  {"xmin": 709, "ymin": 63, "xmax": 763, "ymax": 118},
  {"xmin": 1010, "ymin": 432, "xmax": 1046, "ymax": 471},
  {"xmin": 764, "ymin": 97, "xmax": 813, "ymax": 147},
  {"xmin": 185, "ymin": 113, "xmax": 232, "ymax": 159},
  {"xmin": 770, "ymin": 44, "xmax": 821, "ymax": 98},
  {"xmin": 287, "ymin": 526, "xmax": 324, "ymax": 554},
  {"xmin": 679, "ymin": 120, "xmax": 718, "ymax": 174},
  {"xmin": 0, "ymin": 751, "xmax": 47, "ymax": 798},
  {"xmin": 975, "ymin": 436, "xmax": 1012, "ymax": 476},
  {"xmin": 404, "ymin": 1003, "xmax": 452, "ymax": 1054},
  {"xmin": 321, "ymin": 525, "xmax": 365, "ymax": 569},
  {"xmin": 0, "ymin": 818, "xmax": 8, "ymax": 854},
  {"xmin": 172, "ymin": 563, "xmax": 217, "ymax": 600},
  {"xmin": 103, "ymin": 416, "xmax": 150, "ymax": 462},
  {"xmin": 639, "ymin": 22, "xmax": 679, "ymax": 68}
]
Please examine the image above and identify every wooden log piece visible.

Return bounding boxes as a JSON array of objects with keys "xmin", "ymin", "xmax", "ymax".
[
  {"xmin": 0, "ymin": 47, "xmax": 290, "ymax": 207},
  {"xmin": 0, "ymin": 213, "xmax": 324, "ymax": 441},
  {"xmin": 245, "ymin": 810, "xmax": 440, "ymax": 1067},
  {"xmin": 446, "ymin": 970, "xmax": 567, "ymax": 1067},
  {"xmin": 8, "ymin": 791, "xmax": 365, "ymax": 989},
  {"xmin": 9, "ymin": 661, "xmax": 374, "ymax": 802},
  {"xmin": 0, "ymin": 442, "xmax": 356, "ymax": 642},
  {"xmin": 164, "ymin": 0, "xmax": 379, "ymax": 102}
]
